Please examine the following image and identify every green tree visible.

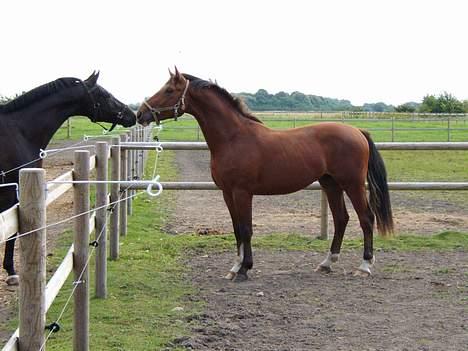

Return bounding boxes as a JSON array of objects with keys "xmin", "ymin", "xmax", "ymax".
[
  {"xmin": 419, "ymin": 92, "xmax": 464, "ymax": 113},
  {"xmin": 419, "ymin": 95, "xmax": 440, "ymax": 113},
  {"xmin": 0, "ymin": 95, "xmax": 11, "ymax": 103},
  {"xmin": 462, "ymin": 100, "xmax": 468, "ymax": 113},
  {"xmin": 438, "ymin": 92, "xmax": 464, "ymax": 113},
  {"xmin": 395, "ymin": 103, "xmax": 417, "ymax": 112}
]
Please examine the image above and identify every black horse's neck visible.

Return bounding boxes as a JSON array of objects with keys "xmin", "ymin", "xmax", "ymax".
[{"xmin": 2, "ymin": 84, "xmax": 90, "ymax": 150}]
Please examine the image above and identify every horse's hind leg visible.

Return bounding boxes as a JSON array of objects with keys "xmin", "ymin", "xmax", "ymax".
[
  {"xmin": 345, "ymin": 184, "xmax": 376, "ymax": 276},
  {"xmin": 222, "ymin": 191, "xmax": 242, "ymax": 280},
  {"xmin": 3, "ymin": 234, "xmax": 19, "ymax": 286},
  {"xmin": 226, "ymin": 189, "xmax": 253, "ymax": 282},
  {"xmin": 316, "ymin": 175, "xmax": 349, "ymax": 273}
]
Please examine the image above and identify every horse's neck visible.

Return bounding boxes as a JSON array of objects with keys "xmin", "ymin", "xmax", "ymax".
[
  {"xmin": 12, "ymin": 95, "xmax": 86, "ymax": 150},
  {"xmin": 186, "ymin": 91, "xmax": 245, "ymax": 150}
]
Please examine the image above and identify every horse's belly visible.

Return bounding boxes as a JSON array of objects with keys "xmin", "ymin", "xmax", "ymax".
[{"xmin": 253, "ymin": 175, "xmax": 317, "ymax": 195}]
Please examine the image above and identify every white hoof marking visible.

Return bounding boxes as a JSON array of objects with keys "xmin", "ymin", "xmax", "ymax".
[
  {"xmin": 228, "ymin": 243, "xmax": 244, "ymax": 274},
  {"xmin": 355, "ymin": 258, "xmax": 374, "ymax": 276},
  {"xmin": 224, "ymin": 272, "xmax": 236, "ymax": 280},
  {"xmin": 318, "ymin": 252, "xmax": 339, "ymax": 269}
]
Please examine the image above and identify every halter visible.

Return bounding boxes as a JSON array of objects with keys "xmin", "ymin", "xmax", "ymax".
[
  {"xmin": 142, "ymin": 80, "xmax": 189, "ymax": 125},
  {"xmin": 82, "ymin": 82, "xmax": 124, "ymax": 132}
]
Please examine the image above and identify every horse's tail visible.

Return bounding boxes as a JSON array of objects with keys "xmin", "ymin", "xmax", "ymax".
[{"xmin": 361, "ymin": 130, "xmax": 394, "ymax": 236}]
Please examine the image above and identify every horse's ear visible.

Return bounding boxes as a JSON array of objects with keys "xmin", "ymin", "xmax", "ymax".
[
  {"xmin": 85, "ymin": 71, "xmax": 100, "ymax": 86},
  {"xmin": 174, "ymin": 66, "xmax": 182, "ymax": 82},
  {"xmin": 168, "ymin": 67, "xmax": 174, "ymax": 78}
]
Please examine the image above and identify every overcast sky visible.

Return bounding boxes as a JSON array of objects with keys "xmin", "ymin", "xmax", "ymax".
[{"xmin": 1, "ymin": 0, "xmax": 467, "ymax": 106}]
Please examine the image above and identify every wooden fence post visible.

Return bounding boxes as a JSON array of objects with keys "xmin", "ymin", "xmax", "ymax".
[
  {"xmin": 138, "ymin": 128, "xmax": 143, "ymax": 178},
  {"xmin": 18, "ymin": 168, "xmax": 46, "ymax": 351},
  {"xmin": 110, "ymin": 136, "xmax": 120, "ymax": 260},
  {"xmin": 319, "ymin": 190, "xmax": 329, "ymax": 240},
  {"xmin": 95, "ymin": 142, "xmax": 108, "ymax": 298},
  {"xmin": 120, "ymin": 134, "xmax": 128, "ymax": 236},
  {"xmin": 67, "ymin": 119, "xmax": 71, "ymax": 139},
  {"xmin": 127, "ymin": 130, "xmax": 133, "ymax": 216},
  {"xmin": 73, "ymin": 151, "xmax": 90, "ymax": 351}
]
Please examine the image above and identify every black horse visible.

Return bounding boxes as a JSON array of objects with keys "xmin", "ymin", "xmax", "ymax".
[{"xmin": 0, "ymin": 72, "xmax": 136, "ymax": 285}]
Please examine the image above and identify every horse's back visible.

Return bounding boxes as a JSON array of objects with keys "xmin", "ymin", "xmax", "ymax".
[{"xmin": 259, "ymin": 122, "xmax": 370, "ymax": 189}]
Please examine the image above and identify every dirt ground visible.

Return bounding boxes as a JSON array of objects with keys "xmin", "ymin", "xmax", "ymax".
[{"xmin": 165, "ymin": 150, "xmax": 467, "ymax": 351}]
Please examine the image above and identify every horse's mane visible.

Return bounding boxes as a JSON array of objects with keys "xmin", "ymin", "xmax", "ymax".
[
  {"xmin": 183, "ymin": 74, "xmax": 263, "ymax": 124},
  {"xmin": 0, "ymin": 77, "xmax": 80, "ymax": 113}
]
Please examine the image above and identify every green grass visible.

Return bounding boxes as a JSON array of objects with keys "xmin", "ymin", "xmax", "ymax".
[{"xmin": 52, "ymin": 116, "xmax": 130, "ymax": 141}]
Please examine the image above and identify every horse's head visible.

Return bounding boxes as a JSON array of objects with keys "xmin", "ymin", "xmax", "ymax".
[
  {"xmin": 137, "ymin": 67, "xmax": 189, "ymax": 126},
  {"xmin": 83, "ymin": 71, "xmax": 136, "ymax": 130}
]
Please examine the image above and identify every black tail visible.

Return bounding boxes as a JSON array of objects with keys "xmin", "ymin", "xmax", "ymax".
[{"xmin": 361, "ymin": 130, "xmax": 394, "ymax": 236}]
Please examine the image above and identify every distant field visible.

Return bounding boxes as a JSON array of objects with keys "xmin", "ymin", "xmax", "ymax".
[
  {"xmin": 56, "ymin": 113, "xmax": 468, "ymax": 143},
  {"xmin": 157, "ymin": 113, "xmax": 468, "ymax": 142}
]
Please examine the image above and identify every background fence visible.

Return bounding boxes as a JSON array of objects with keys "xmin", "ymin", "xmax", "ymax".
[{"xmin": 154, "ymin": 112, "xmax": 468, "ymax": 142}]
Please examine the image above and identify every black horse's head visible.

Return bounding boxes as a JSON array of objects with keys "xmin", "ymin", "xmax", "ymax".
[{"xmin": 83, "ymin": 72, "xmax": 136, "ymax": 129}]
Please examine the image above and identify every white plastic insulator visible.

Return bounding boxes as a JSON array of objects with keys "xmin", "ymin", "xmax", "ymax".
[
  {"xmin": 146, "ymin": 175, "xmax": 163, "ymax": 197},
  {"xmin": 39, "ymin": 149, "xmax": 48, "ymax": 159}
]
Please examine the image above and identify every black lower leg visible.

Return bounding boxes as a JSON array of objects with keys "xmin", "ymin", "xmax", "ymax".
[
  {"xmin": 363, "ymin": 213, "xmax": 375, "ymax": 261},
  {"xmin": 3, "ymin": 234, "xmax": 17, "ymax": 276}
]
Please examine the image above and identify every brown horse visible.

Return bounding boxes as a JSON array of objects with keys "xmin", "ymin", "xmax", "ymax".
[{"xmin": 137, "ymin": 68, "xmax": 393, "ymax": 281}]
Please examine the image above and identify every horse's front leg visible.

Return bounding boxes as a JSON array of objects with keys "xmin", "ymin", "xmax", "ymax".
[
  {"xmin": 223, "ymin": 189, "xmax": 253, "ymax": 282},
  {"xmin": 3, "ymin": 234, "xmax": 19, "ymax": 285}
]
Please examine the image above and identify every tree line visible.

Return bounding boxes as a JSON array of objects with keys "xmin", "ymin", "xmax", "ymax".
[
  {"xmin": 3, "ymin": 90, "xmax": 468, "ymax": 114},
  {"xmin": 236, "ymin": 90, "xmax": 468, "ymax": 113}
]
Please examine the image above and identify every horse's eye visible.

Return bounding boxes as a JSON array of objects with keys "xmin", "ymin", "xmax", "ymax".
[{"xmin": 166, "ymin": 88, "xmax": 174, "ymax": 94}]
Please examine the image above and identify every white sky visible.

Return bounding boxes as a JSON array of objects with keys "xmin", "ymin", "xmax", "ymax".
[{"xmin": 1, "ymin": 0, "xmax": 467, "ymax": 106}]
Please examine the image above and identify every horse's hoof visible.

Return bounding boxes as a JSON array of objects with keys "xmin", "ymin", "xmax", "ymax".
[
  {"xmin": 233, "ymin": 273, "xmax": 248, "ymax": 282},
  {"xmin": 353, "ymin": 269, "xmax": 371, "ymax": 277},
  {"xmin": 6, "ymin": 275, "xmax": 19, "ymax": 286},
  {"xmin": 314, "ymin": 265, "xmax": 332, "ymax": 273},
  {"xmin": 224, "ymin": 272, "xmax": 236, "ymax": 280}
]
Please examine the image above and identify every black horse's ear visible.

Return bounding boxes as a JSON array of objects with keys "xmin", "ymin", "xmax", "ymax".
[{"xmin": 85, "ymin": 71, "xmax": 100, "ymax": 86}]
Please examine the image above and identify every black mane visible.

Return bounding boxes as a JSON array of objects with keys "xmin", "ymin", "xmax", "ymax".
[
  {"xmin": 0, "ymin": 77, "xmax": 81, "ymax": 113},
  {"xmin": 183, "ymin": 74, "xmax": 263, "ymax": 124}
]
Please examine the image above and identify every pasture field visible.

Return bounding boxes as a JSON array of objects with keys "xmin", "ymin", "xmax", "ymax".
[
  {"xmin": 58, "ymin": 113, "xmax": 468, "ymax": 143},
  {"xmin": 158, "ymin": 113, "xmax": 468, "ymax": 142}
]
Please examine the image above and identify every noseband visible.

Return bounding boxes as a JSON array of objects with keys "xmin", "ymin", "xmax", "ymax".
[
  {"xmin": 82, "ymin": 81, "xmax": 125, "ymax": 133},
  {"xmin": 142, "ymin": 80, "xmax": 189, "ymax": 125}
]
